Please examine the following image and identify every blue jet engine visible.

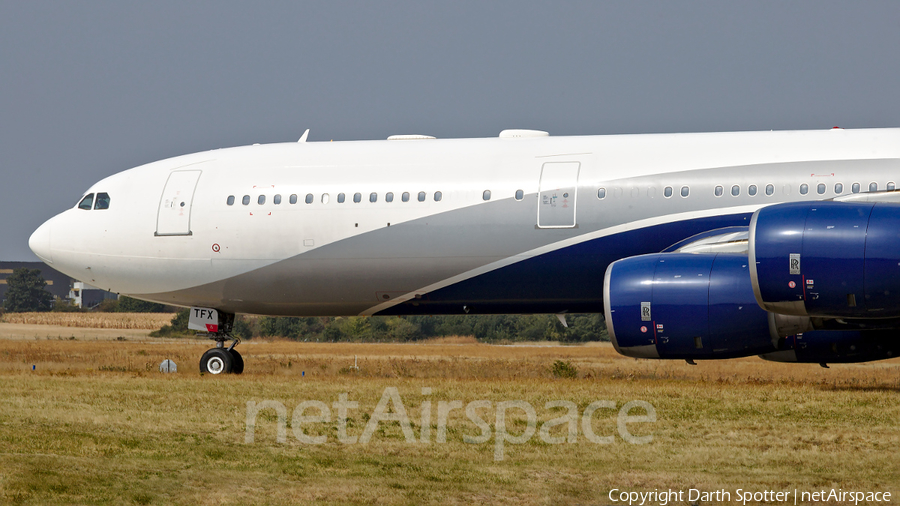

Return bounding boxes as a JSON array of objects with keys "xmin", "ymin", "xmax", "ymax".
[
  {"xmin": 750, "ymin": 201, "xmax": 900, "ymax": 318},
  {"xmin": 604, "ymin": 253, "xmax": 781, "ymax": 360}
]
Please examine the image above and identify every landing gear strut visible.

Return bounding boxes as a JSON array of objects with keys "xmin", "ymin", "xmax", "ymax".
[{"xmin": 193, "ymin": 310, "xmax": 244, "ymax": 375}]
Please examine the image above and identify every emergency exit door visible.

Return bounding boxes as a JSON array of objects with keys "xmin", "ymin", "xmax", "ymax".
[
  {"xmin": 537, "ymin": 162, "xmax": 579, "ymax": 228},
  {"xmin": 156, "ymin": 170, "xmax": 201, "ymax": 236}
]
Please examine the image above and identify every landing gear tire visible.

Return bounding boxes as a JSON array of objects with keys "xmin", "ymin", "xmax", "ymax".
[
  {"xmin": 193, "ymin": 310, "xmax": 243, "ymax": 374},
  {"xmin": 229, "ymin": 349, "xmax": 244, "ymax": 375},
  {"xmin": 200, "ymin": 348, "xmax": 233, "ymax": 375}
]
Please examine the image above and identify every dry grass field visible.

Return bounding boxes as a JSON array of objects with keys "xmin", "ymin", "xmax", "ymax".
[
  {"xmin": 1, "ymin": 320, "xmax": 898, "ymax": 505},
  {"xmin": 0, "ymin": 312, "xmax": 174, "ymax": 330}
]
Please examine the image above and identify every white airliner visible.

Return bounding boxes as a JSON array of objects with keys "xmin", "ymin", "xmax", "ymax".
[{"xmin": 29, "ymin": 127, "xmax": 900, "ymax": 374}]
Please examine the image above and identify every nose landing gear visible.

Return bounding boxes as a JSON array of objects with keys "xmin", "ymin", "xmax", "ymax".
[{"xmin": 190, "ymin": 308, "xmax": 244, "ymax": 375}]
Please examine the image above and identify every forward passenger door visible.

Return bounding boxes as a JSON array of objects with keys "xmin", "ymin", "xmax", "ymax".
[{"xmin": 537, "ymin": 161, "xmax": 579, "ymax": 228}]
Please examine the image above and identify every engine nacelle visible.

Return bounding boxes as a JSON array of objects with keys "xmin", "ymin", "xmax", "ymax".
[
  {"xmin": 604, "ymin": 253, "xmax": 786, "ymax": 360},
  {"xmin": 750, "ymin": 201, "xmax": 900, "ymax": 318},
  {"xmin": 759, "ymin": 330, "xmax": 900, "ymax": 364}
]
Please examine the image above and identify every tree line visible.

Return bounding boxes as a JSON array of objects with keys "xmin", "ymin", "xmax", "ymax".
[
  {"xmin": 3, "ymin": 268, "xmax": 609, "ymax": 342},
  {"xmin": 153, "ymin": 311, "xmax": 609, "ymax": 343}
]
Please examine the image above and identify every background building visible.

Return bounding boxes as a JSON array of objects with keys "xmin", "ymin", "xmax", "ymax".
[
  {"xmin": 0, "ymin": 261, "xmax": 71, "ymax": 300},
  {"xmin": 69, "ymin": 281, "xmax": 118, "ymax": 308},
  {"xmin": 0, "ymin": 261, "xmax": 117, "ymax": 308}
]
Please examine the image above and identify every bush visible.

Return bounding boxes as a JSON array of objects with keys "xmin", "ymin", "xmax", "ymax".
[
  {"xmin": 52, "ymin": 298, "xmax": 85, "ymax": 312},
  {"xmin": 550, "ymin": 360, "xmax": 578, "ymax": 379},
  {"xmin": 150, "ymin": 309, "xmax": 190, "ymax": 337},
  {"xmin": 94, "ymin": 299, "xmax": 119, "ymax": 312}
]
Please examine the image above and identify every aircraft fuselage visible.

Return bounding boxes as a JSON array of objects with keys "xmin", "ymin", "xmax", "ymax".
[{"xmin": 29, "ymin": 128, "xmax": 900, "ymax": 317}]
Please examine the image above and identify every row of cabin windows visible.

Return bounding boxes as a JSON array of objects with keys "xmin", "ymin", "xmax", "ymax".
[
  {"xmin": 596, "ymin": 186, "xmax": 690, "ymax": 199},
  {"xmin": 228, "ymin": 191, "xmax": 442, "ymax": 206},
  {"xmin": 227, "ymin": 189, "xmax": 528, "ymax": 206},
  {"xmin": 77, "ymin": 192, "xmax": 111, "ymax": 210},
  {"xmin": 714, "ymin": 184, "xmax": 772, "ymax": 197},
  {"xmin": 596, "ymin": 181, "xmax": 897, "ymax": 200},
  {"xmin": 717, "ymin": 181, "xmax": 896, "ymax": 197}
]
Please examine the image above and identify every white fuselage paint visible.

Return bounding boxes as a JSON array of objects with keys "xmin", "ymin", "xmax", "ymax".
[{"xmin": 29, "ymin": 128, "xmax": 900, "ymax": 316}]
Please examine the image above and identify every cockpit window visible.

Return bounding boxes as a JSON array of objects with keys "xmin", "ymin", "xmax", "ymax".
[
  {"xmin": 78, "ymin": 194, "xmax": 94, "ymax": 210},
  {"xmin": 94, "ymin": 193, "xmax": 110, "ymax": 210}
]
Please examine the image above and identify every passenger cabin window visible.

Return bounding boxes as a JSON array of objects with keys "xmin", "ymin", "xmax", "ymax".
[
  {"xmin": 483, "ymin": 190, "xmax": 491, "ymax": 201},
  {"xmin": 274, "ymin": 194, "xmax": 282, "ymax": 205},
  {"xmin": 596, "ymin": 188, "xmax": 605, "ymax": 200},
  {"xmin": 418, "ymin": 191, "xmax": 426, "ymax": 202},
  {"xmin": 305, "ymin": 193, "xmax": 313, "ymax": 204},
  {"xmin": 714, "ymin": 186, "xmax": 723, "ymax": 197},
  {"xmin": 369, "ymin": 192, "xmax": 377, "ymax": 203},
  {"xmin": 386, "ymin": 192, "xmax": 394, "ymax": 202},
  {"xmin": 765, "ymin": 184, "xmax": 774, "ymax": 196},
  {"xmin": 78, "ymin": 193, "xmax": 94, "ymax": 210},
  {"xmin": 664, "ymin": 186, "xmax": 673, "ymax": 198},
  {"xmin": 889, "ymin": 182, "xmax": 896, "ymax": 191},
  {"xmin": 338, "ymin": 193, "xmax": 346, "ymax": 203},
  {"xmin": 353, "ymin": 193, "xmax": 362, "ymax": 203},
  {"xmin": 748, "ymin": 185, "xmax": 758, "ymax": 196},
  {"xmin": 434, "ymin": 191, "xmax": 442, "ymax": 201},
  {"xmin": 258, "ymin": 195, "xmax": 266, "ymax": 205},
  {"xmin": 817, "ymin": 183, "xmax": 826, "ymax": 195},
  {"xmin": 869, "ymin": 182, "xmax": 878, "ymax": 192},
  {"xmin": 834, "ymin": 183, "xmax": 843, "ymax": 194},
  {"xmin": 290, "ymin": 194, "xmax": 298, "ymax": 204},
  {"xmin": 800, "ymin": 184, "xmax": 809, "ymax": 195},
  {"xmin": 227, "ymin": 195, "xmax": 235, "ymax": 206},
  {"xmin": 402, "ymin": 192, "xmax": 410, "ymax": 202},
  {"xmin": 242, "ymin": 195, "xmax": 251, "ymax": 205},
  {"xmin": 731, "ymin": 185, "xmax": 740, "ymax": 196},
  {"xmin": 852, "ymin": 182, "xmax": 860, "ymax": 193},
  {"xmin": 321, "ymin": 193, "xmax": 330, "ymax": 204},
  {"xmin": 680, "ymin": 186, "xmax": 689, "ymax": 197}
]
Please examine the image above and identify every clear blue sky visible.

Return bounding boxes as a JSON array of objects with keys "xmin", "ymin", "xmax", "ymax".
[{"xmin": 2, "ymin": 1, "xmax": 899, "ymax": 260}]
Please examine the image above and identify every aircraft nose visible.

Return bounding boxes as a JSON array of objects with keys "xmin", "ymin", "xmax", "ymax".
[{"xmin": 29, "ymin": 219, "xmax": 53, "ymax": 264}]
